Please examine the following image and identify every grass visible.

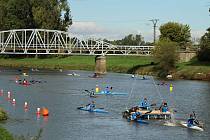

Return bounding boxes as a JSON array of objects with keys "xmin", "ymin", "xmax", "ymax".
[
  {"xmin": 0, "ymin": 55, "xmax": 154, "ymax": 73},
  {"xmin": 176, "ymin": 57, "xmax": 210, "ymax": 80}
]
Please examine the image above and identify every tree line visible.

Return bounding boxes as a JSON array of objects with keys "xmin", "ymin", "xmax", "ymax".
[{"xmin": 0, "ymin": 0, "xmax": 72, "ymax": 31}]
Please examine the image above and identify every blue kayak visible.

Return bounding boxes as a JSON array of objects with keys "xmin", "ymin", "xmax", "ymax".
[
  {"xmin": 96, "ymin": 91, "xmax": 128, "ymax": 95},
  {"xmin": 77, "ymin": 107, "xmax": 108, "ymax": 113},
  {"xmin": 127, "ymin": 118, "xmax": 149, "ymax": 124}
]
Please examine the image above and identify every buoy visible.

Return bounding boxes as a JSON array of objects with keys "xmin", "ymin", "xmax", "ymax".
[
  {"xmin": 95, "ymin": 85, "xmax": 99, "ymax": 93},
  {"xmin": 24, "ymin": 102, "xmax": 28, "ymax": 110},
  {"xmin": 170, "ymin": 84, "xmax": 173, "ymax": 92},
  {"xmin": 41, "ymin": 107, "xmax": 49, "ymax": 116},
  {"xmin": 7, "ymin": 91, "xmax": 11, "ymax": 100},
  {"xmin": 36, "ymin": 108, "xmax": 41, "ymax": 115},
  {"xmin": 12, "ymin": 99, "xmax": 16, "ymax": 105}
]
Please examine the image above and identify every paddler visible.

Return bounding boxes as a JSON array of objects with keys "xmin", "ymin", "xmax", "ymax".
[
  {"xmin": 86, "ymin": 101, "xmax": 95, "ymax": 111},
  {"xmin": 90, "ymin": 89, "xmax": 95, "ymax": 97},
  {"xmin": 159, "ymin": 100, "xmax": 169, "ymax": 112},
  {"xmin": 139, "ymin": 97, "xmax": 150, "ymax": 110},
  {"xmin": 130, "ymin": 111, "xmax": 141, "ymax": 121},
  {"xmin": 187, "ymin": 114, "xmax": 199, "ymax": 127},
  {"xmin": 105, "ymin": 86, "xmax": 112, "ymax": 94}
]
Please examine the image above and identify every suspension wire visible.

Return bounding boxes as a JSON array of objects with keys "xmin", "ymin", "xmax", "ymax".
[{"xmin": 126, "ymin": 75, "xmax": 137, "ymax": 110}]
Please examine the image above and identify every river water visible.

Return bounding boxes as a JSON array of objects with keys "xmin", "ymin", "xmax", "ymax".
[{"xmin": 0, "ymin": 69, "xmax": 210, "ymax": 140}]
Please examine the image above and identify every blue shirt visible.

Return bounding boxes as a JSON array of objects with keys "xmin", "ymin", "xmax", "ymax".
[
  {"xmin": 187, "ymin": 118, "xmax": 194, "ymax": 126},
  {"xmin": 140, "ymin": 99, "xmax": 150, "ymax": 109}
]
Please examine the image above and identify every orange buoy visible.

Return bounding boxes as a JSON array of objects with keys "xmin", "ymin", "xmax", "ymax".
[{"xmin": 41, "ymin": 107, "xmax": 49, "ymax": 116}]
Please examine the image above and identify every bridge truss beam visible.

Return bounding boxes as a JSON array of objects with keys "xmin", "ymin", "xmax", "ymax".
[{"xmin": 0, "ymin": 29, "xmax": 154, "ymax": 56}]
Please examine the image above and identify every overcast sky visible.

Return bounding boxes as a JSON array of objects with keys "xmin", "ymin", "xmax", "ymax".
[{"xmin": 68, "ymin": 0, "xmax": 210, "ymax": 41}]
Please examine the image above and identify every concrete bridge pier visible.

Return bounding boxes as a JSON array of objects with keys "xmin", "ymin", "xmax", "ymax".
[{"xmin": 95, "ymin": 55, "xmax": 107, "ymax": 75}]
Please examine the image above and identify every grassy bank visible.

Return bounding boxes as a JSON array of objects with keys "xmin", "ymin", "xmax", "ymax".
[
  {"xmin": 0, "ymin": 55, "xmax": 209, "ymax": 80},
  {"xmin": 0, "ymin": 55, "xmax": 154, "ymax": 73},
  {"xmin": 175, "ymin": 58, "xmax": 210, "ymax": 80}
]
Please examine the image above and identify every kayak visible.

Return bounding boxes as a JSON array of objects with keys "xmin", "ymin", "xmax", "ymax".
[
  {"xmin": 19, "ymin": 82, "xmax": 31, "ymax": 86},
  {"xmin": 67, "ymin": 73, "xmax": 80, "ymax": 76},
  {"xmin": 127, "ymin": 118, "xmax": 149, "ymax": 124},
  {"xmin": 96, "ymin": 91, "xmax": 128, "ymax": 95},
  {"xmin": 136, "ymin": 119, "xmax": 149, "ymax": 124},
  {"xmin": 77, "ymin": 107, "xmax": 108, "ymax": 113},
  {"xmin": 180, "ymin": 122, "xmax": 204, "ymax": 131}
]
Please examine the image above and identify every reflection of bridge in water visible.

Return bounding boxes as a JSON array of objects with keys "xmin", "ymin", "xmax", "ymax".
[{"xmin": 0, "ymin": 29, "xmax": 154, "ymax": 55}]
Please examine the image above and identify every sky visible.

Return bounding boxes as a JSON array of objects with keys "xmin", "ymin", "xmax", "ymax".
[{"xmin": 68, "ymin": 0, "xmax": 210, "ymax": 41}]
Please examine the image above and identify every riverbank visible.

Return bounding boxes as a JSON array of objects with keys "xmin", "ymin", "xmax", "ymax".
[
  {"xmin": 0, "ymin": 55, "xmax": 153, "ymax": 73},
  {"xmin": 135, "ymin": 57, "xmax": 210, "ymax": 81},
  {"xmin": 0, "ymin": 55, "xmax": 210, "ymax": 81}
]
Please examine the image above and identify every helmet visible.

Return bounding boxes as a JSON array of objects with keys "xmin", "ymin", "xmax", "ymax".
[{"xmin": 190, "ymin": 114, "xmax": 193, "ymax": 118}]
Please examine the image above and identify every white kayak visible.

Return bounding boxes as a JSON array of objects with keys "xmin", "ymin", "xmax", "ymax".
[
  {"xmin": 96, "ymin": 91, "xmax": 128, "ymax": 95},
  {"xmin": 67, "ymin": 73, "xmax": 80, "ymax": 76},
  {"xmin": 180, "ymin": 122, "xmax": 204, "ymax": 131}
]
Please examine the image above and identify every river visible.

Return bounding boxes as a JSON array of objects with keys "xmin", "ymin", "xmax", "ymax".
[{"xmin": 0, "ymin": 69, "xmax": 210, "ymax": 140}]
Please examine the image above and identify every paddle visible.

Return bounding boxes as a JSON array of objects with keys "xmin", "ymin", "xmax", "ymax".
[
  {"xmin": 77, "ymin": 107, "xmax": 83, "ymax": 109},
  {"xmin": 145, "ymin": 110, "xmax": 153, "ymax": 114},
  {"xmin": 193, "ymin": 111, "xmax": 200, "ymax": 125},
  {"xmin": 150, "ymin": 103, "xmax": 156, "ymax": 106},
  {"xmin": 84, "ymin": 90, "xmax": 91, "ymax": 93}
]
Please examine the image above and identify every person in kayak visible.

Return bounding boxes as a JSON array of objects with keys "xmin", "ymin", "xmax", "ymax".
[
  {"xmin": 160, "ymin": 100, "xmax": 169, "ymax": 112},
  {"xmin": 86, "ymin": 101, "xmax": 95, "ymax": 111},
  {"xmin": 105, "ymin": 86, "xmax": 110, "ymax": 94},
  {"xmin": 130, "ymin": 111, "xmax": 141, "ymax": 121},
  {"xmin": 139, "ymin": 98, "xmax": 150, "ymax": 110},
  {"xmin": 187, "ymin": 114, "xmax": 199, "ymax": 126},
  {"xmin": 90, "ymin": 89, "xmax": 95, "ymax": 97},
  {"xmin": 187, "ymin": 114, "xmax": 195, "ymax": 126}
]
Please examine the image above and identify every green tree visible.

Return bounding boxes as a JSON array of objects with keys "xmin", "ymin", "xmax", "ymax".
[
  {"xmin": 0, "ymin": 0, "xmax": 72, "ymax": 31},
  {"xmin": 31, "ymin": 0, "xmax": 72, "ymax": 31},
  {"xmin": 197, "ymin": 28, "xmax": 210, "ymax": 61},
  {"xmin": 3, "ymin": 0, "xmax": 35, "ymax": 30},
  {"xmin": 109, "ymin": 34, "xmax": 148, "ymax": 46},
  {"xmin": 153, "ymin": 39, "xmax": 178, "ymax": 78},
  {"xmin": 0, "ymin": 0, "xmax": 8, "ymax": 29},
  {"xmin": 159, "ymin": 22, "xmax": 191, "ymax": 49}
]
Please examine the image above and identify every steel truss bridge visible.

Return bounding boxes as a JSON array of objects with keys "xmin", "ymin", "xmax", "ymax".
[{"xmin": 0, "ymin": 29, "xmax": 154, "ymax": 55}]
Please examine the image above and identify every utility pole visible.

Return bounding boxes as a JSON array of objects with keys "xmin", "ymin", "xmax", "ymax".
[{"xmin": 149, "ymin": 19, "xmax": 159, "ymax": 43}]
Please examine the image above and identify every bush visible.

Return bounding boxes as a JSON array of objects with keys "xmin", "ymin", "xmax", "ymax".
[
  {"xmin": 0, "ymin": 108, "xmax": 8, "ymax": 121},
  {"xmin": 0, "ymin": 126, "xmax": 14, "ymax": 140}
]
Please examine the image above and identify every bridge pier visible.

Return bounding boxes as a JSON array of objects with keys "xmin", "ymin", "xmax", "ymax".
[{"xmin": 95, "ymin": 55, "xmax": 106, "ymax": 75}]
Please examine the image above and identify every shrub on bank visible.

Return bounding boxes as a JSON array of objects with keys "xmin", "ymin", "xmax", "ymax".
[
  {"xmin": 0, "ymin": 107, "xmax": 8, "ymax": 121},
  {"xmin": 0, "ymin": 126, "xmax": 14, "ymax": 140}
]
